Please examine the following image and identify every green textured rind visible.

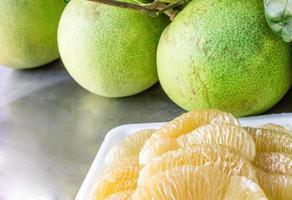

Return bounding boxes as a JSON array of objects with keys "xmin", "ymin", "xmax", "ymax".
[
  {"xmin": 0, "ymin": 1, "xmax": 66, "ymax": 69},
  {"xmin": 58, "ymin": 0, "xmax": 169, "ymax": 97},
  {"xmin": 157, "ymin": 0, "xmax": 291, "ymax": 117}
]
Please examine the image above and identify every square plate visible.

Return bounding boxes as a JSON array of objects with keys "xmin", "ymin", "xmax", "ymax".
[{"xmin": 76, "ymin": 113, "xmax": 292, "ymax": 200}]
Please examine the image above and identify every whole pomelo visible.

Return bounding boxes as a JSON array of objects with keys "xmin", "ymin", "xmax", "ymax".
[
  {"xmin": 157, "ymin": 0, "xmax": 291, "ymax": 117},
  {"xmin": 58, "ymin": 0, "xmax": 169, "ymax": 97},
  {"xmin": 0, "ymin": 1, "xmax": 66, "ymax": 69}
]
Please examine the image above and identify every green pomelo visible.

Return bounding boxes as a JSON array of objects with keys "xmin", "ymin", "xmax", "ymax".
[
  {"xmin": 58, "ymin": 0, "xmax": 169, "ymax": 97},
  {"xmin": 0, "ymin": 1, "xmax": 66, "ymax": 69},
  {"xmin": 157, "ymin": 0, "xmax": 291, "ymax": 117}
]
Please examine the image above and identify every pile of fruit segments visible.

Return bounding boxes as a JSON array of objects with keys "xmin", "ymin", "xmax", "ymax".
[{"xmin": 91, "ymin": 110, "xmax": 292, "ymax": 200}]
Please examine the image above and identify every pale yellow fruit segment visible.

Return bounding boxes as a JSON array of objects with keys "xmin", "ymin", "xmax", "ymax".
[
  {"xmin": 224, "ymin": 176, "xmax": 267, "ymax": 200},
  {"xmin": 139, "ymin": 136, "xmax": 179, "ymax": 165},
  {"xmin": 103, "ymin": 190, "xmax": 134, "ymax": 200},
  {"xmin": 153, "ymin": 109, "xmax": 240, "ymax": 138},
  {"xmin": 105, "ymin": 129, "xmax": 156, "ymax": 164},
  {"xmin": 177, "ymin": 124, "xmax": 256, "ymax": 161},
  {"xmin": 91, "ymin": 157, "xmax": 140, "ymax": 200},
  {"xmin": 244, "ymin": 127, "xmax": 292, "ymax": 154},
  {"xmin": 132, "ymin": 165, "xmax": 267, "ymax": 200},
  {"xmin": 259, "ymin": 123, "xmax": 292, "ymax": 134},
  {"xmin": 253, "ymin": 152, "xmax": 292, "ymax": 176},
  {"xmin": 256, "ymin": 168, "xmax": 292, "ymax": 200},
  {"xmin": 138, "ymin": 144, "xmax": 257, "ymax": 186},
  {"xmin": 133, "ymin": 165, "xmax": 229, "ymax": 200},
  {"xmin": 139, "ymin": 110, "xmax": 239, "ymax": 165}
]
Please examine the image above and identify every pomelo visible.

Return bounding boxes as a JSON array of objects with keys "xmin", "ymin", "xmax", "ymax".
[
  {"xmin": 157, "ymin": 0, "xmax": 291, "ymax": 117},
  {"xmin": 58, "ymin": 0, "xmax": 169, "ymax": 97},
  {"xmin": 0, "ymin": 1, "xmax": 66, "ymax": 69}
]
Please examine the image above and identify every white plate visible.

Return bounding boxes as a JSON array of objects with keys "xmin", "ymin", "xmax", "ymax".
[{"xmin": 76, "ymin": 113, "xmax": 292, "ymax": 200}]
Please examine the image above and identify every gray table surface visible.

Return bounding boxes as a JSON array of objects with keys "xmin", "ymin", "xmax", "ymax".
[{"xmin": 0, "ymin": 60, "xmax": 291, "ymax": 200}]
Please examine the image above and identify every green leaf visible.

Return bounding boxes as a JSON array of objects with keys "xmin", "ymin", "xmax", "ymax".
[{"xmin": 264, "ymin": 0, "xmax": 292, "ymax": 42}]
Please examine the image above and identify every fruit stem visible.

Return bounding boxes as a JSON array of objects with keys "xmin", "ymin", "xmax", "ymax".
[
  {"xmin": 158, "ymin": 0, "xmax": 177, "ymax": 3},
  {"xmin": 89, "ymin": 0, "xmax": 159, "ymax": 16},
  {"xmin": 88, "ymin": 0, "xmax": 184, "ymax": 19}
]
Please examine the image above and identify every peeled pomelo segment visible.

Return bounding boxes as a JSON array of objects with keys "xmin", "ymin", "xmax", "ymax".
[
  {"xmin": 253, "ymin": 152, "xmax": 292, "ymax": 176},
  {"xmin": 97, "ymin": 180, "xmax": 136, "ymax": 199},
  {"xmin": 177, "ymin": 124, "xmax": 256, "ymax": 161},
  {"xmin": 133, "ymin": 165, "xmax": 229, "ymax": 200},
  {"xmin": 105, "ymin": 129, "xmax": 156, "ymax": 164},
  {"xmin": 139, "ymin": 136, "xmax": 179, "ymax": 165},
  {"xmin": 104, "ymin": 156, "xmax": 140, "ymax": 176},
  {"xmin": 138, "ymin": 144, "xmax": 257, "ymax": 186},
  {"xmin": 259, "ymin": 123, "xmax": 292, "ymax": 134},
  {"xmin": 256, "ymin": 168, "xmax": 292, "ymax": 200},
  {"xmin": 244, "ymin": 127, "xmax": 292, "ymax": 154},
  {"xmin": 153, "ymin": 109, "xmax": 239, "ymax": 138},
  {"xmin": 91, "ymin": 157, "xmax": 140, "ymax": 200},
  {"xmin": 224, "ymin": 176, "xmax": 268, "ymax": 200},
  {"xmin": 103, "ymin": 190, "xmax": 134, "ymax": 200},
  {"xmin": 133, "ymin": 165, "xmax": 266, "ymax": 200}
]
